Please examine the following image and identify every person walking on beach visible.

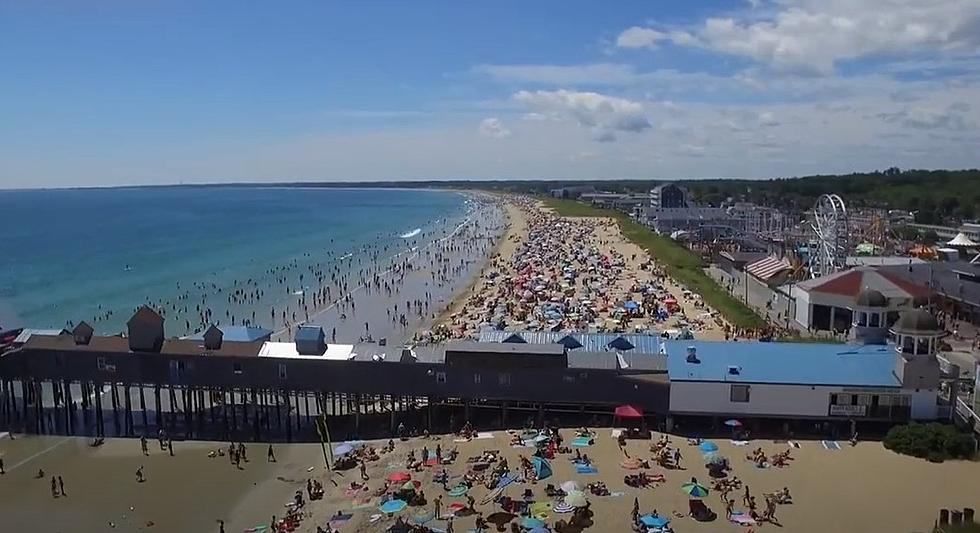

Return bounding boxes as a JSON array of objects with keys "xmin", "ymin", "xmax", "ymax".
[
  {"xmin": 239, "ymin": 442, "xmax": 248, "ymax": 462},
  {"xmin": 168, "ymin": 437, "xmax": 174, "ymax": 456},
  {"xmin": 673, "ymin": 448, "xmax": 682, "ymax": 468},
  {"xmin": 433, "ymin": 495, "xmax": 442, "ymax": 518},
  {"xmin": 359, "ymin": 460, "xmax": 368, "ymax": 481},
  {"xmin": 136, "ymin": 466, "xmax": 145, "ymax": 483},
  {"xmin": 51, "ymin": 476, "xmax": 59, "ymax": 498},
  {"xmin": 0, "ymin": 456, "xmax": 5, "ymax": 475},
  {"xmin": 743, "ymin": 485, "xmax": 751, "ymax": 506},
  {"xmin": 218, "ymin": 519, "xmax": 226, "ymax": 533},
  {"xmin": 268, "ymin": 444, "xmax": 276, "ymax": 462},
  {"xmin": 58, "ymin": 475, "xmax": 66, "ymax": 496},
  {"xmin": 140, "ymin": 435, "xmax": 149, "ymax": 456}
]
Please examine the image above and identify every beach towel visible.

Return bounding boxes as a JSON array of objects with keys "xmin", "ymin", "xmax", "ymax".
[
  {"xmin": 481, "ymin": 486, "xmax": 504, "ymax": 505},
  {"xmin": 329, "ymin": 513, "xmax": 353, "ymax": 528},
  {"xmin": 788, "ymin": 441, "xmax": 802, "ymax": 449},
  {"xmin": 730, "ymin": 440, "xmax": 750, "ymax": 446},
  {"xmin": 496, "ymin": 472, "xmax": 520, "ymax": 489},
  {"xmin": 611, "ymin": 429, "xmax": 624, "ymax": 438},
  {"xmin": 571, "ymin": 436, "xmax": 593, "ymax": 447},
  {"xmin": 576, "ymin": 464, "xmax": 598, "ymax": 474},
  {"xmin": 476, "ymin": 432, "xmax": 495, "ymax": 440},
  {"xmin": 730, "ymin": 512, "xmax": 756, "ymax": 525},
  {"xmin": 822, "ymin": 440, "xmax": 841, "ymax": 450}
]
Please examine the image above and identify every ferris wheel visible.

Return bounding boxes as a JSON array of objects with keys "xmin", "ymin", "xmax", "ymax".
[{"xmin": 808, "ymin": 193, "xmax": 849, "ymax": 278}]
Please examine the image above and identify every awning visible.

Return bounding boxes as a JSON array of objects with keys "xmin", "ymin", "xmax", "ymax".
[{"xmin": 745, "ymin": 255, "xmax": 792, "ymax": 281}]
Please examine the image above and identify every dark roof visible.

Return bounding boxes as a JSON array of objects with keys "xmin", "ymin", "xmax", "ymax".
[
  {"xmin": 72, "ymin": 322, "xmax": 94, "ymax": 337},
  {"xmin": 890, "ymin": 308, "xmax": 941, "ymax": 335},
  {"xmin": 23, "ymin": 334, "xmax": 263, "ymax": 357},
  {"xmin": 567, "ymin": 350, "xmax": 617, "ymax": 369},
  {"xmin": 185, "ymin": 325, "xmax": 272, "ymax": 343},
  {"xmin": 25, "ymin": 334, "xmax": 130, "ymax": 353},
  {"xmin": 855, "ymin": 288, "xmax": 888, "ymax": 307},
  {"xmin": 295, "ymin": 326, "xmax": 324, "ymax": 342},
  {"xmin": 447, "ymin": 341, "xmax": 565, "ymax": 356},
  {"xmin": 127, "ymin": 306, "xmax": 163, "ymax": 326}
]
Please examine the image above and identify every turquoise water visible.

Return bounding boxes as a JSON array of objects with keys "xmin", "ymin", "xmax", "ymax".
[{"xmin": 0, "ymin": 187, "xmax": 467, "ymax": 334}]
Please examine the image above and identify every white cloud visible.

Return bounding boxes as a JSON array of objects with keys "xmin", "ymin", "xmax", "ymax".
[
  {"xmin": 616, "ymin": 26, "xmax": 667, "ymax": 50},
  {"xmin": 478, "ymin": 117, "xmax": 511, "ymax": 138},
  {"xmin": 474, "ymin": 63, "xmax": 637, "ymax": 85},
  {"xmin": 513, "ymin": 90, "xmax": 651, "ymax": 141},
  {"xmin": 649, "ymin": 0, "xmax": 980, "ymax": 74},
  {"xmin": 878, "ymin": 103, "xmax": 973, "ymax": 130}
]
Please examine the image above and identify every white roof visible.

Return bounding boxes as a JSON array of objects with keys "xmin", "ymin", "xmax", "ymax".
[
  {"xmin": 947, "ymin": 232, "xmax": 978, "ymax": 247},
  {"xmin": 258, "ymin": 341, "xmax": 355, "ymax": 360},
  {"xmin": 14, "ymin": 329, "xmax": 66, "ymax": 344}
]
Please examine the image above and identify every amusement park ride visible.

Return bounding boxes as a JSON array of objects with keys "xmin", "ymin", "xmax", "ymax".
[{"xmin": 807, "ymin": 193, "xmax": 850, "ymax": 279}]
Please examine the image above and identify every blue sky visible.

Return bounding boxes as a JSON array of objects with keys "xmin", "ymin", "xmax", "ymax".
[{"xmin": 2, "ymin": 0, "xmax": 979, "ymax": 188}]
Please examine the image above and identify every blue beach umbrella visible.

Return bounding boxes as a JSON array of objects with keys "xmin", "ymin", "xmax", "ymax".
[
  {"xmin": 640, "ymin": 514, "xmax": 669, "ymax": 528},
  {"xmin": 624, "ymin": 301, "xmax": 639, "ymax": 310},
  {"xmin": 699, "ymin": 441, "xmax": 718, "ymax": 453},
  {"xmin": 379, "ymin": 499, "xmax": 408, "ymax": 514}
]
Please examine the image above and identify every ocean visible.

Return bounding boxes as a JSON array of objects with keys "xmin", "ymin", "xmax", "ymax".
[{"xmin": 0, "ymin": 186, "xmax": 472, "ymax": 336}]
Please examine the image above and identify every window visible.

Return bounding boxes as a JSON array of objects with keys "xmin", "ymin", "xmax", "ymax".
[
  {"xmin": 278, "ymin": 363, "xmax": 287, "ymax": 380},
  {"xmin": 563, "ymin": 375, "xmax": 576, "ymax": 384},
  {"xmin": 836, "ymin": 393, "xmax": 852, "ymax": 405},
  {"xmin": 473, "ymin": 373, "xmax": 482, "ymax": 384},
  {"xmin": 233, "ymin": 363, "xmax": 243, "ymax": 375},
  {"xmin": 97, "ymin": 357, "xmax": 108, "ymax": 371},
  {"xmin": 730, "ymin": 384, "xmax": 751, "ymax": 403},
  {"xmin": 877, "ymin": 395, "xmax": 892, "ymax": 406},
  {"xmin": 498, "ymin": 373, "xmax": 511, "ymax": 386},
  {"xmin": 436, "ymin": 371, "xmax": 447, "ymax": 383}
]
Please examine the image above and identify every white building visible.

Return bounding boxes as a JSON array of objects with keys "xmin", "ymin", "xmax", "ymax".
[{"xmin": 665, "ymin": 304, "xmax": 949, "ymax": 424}]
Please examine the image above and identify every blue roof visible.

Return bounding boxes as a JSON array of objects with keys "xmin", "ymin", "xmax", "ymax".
[
  {"xmin": 479, "ymin": 330, "xmax": 663, "ymax": 354},
  {"xmin": 665, "ymin": 340, "xmax": 901, "ymax": 387},
  {"xmin": 184, "ymin": 325, "xmax": 272, "ymax": 343}
]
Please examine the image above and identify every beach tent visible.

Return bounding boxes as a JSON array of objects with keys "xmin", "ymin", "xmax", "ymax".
[
  {"xmin": 614, "ymin": 404, "xmax": 644, "ymax": 419},
  {"xmin": 532, "ymin": 456, "xmax": 553, "ymax": 480}
]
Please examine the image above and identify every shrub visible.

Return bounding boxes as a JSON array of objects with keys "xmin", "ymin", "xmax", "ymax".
[{"xmin": 883, "ymin": 423, "xmax": 977, "ymax": 462}]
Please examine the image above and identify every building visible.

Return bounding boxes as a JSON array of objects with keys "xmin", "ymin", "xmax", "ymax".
[
  {"xmin": 638, "ymin": 207, "xmax": 735, "ymax": 237},
  {"xmin": 905, "ymin": 222, "xmax": 980, "ymax": 243},
  {"xmin": 549, "ymin": 186, "xmax": 596, "ymax": 199},
  {"xmin": 790, "ymin": 266, "xmax": 932, "ymax": 331},
  {"xmin": 727, "ymin": 202, "xmax": 788, "ymax": 240},
  {"xmin": 649, "ymin": 184, "xmax": 689, "ymax": 209},
  {"xmin": 666, "ymin": 304, "xmax": 950, "ymax": 425},
  {"xmin": 878, "ymin": 261, "xmax": 980, "ymax": 325},
  {"xmin": 579, "ymin": 192, "xmax": 651, "ymax": 213}
]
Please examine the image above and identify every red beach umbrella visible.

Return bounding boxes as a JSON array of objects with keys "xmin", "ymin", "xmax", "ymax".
[{"xmin": 614, "ymin": 404, "xmax": 644, "ymax": 419}]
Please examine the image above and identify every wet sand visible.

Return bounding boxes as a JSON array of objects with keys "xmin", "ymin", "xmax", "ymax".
[{"xmin": 3, "ymin": 429, "xmax": 977, "ymax": 533}]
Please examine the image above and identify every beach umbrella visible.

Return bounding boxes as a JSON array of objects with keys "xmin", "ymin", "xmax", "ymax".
[
  {"xmin": 614, "ymin": 404, "xmax": 644, "ymax": 419},
  {"xmin": 639, "ymin": 514, "xmax": 669, "ymax": 528},
  {"xmin": 401, "ymin": 481, "xmax": 418, "ymax": 492},
  {"xmin": 681, "ymin": 481, "xmax": 709, "ymax": 498},
  {"xmin": 448, "ymin": 485, "xmax": 468, "ymax": 497},
  {"xmin": 698, "ymin": 441, "xmax": 719, "ymax": 453},
  {"xmin": 411, "ymin": 509, "xmax": 435, "ymax": 525},
  {"xmin": 388, "ymin": 471, "xmax": 411, "ymax": 483},
  {"xmin": 533, "ymin": 434, "xmax": 551, "ymax": 445},
  {"xmin": 379, "ymin": 499, "xmax": 408, "ymax": 514},
  {"xmin": 486, "ymin": 512, "xmax": 516, "ymax": 526},
  {"xmin": 563, "ymin": 490, "xmax": 588, "ymax": 508},
  {"xmin": 333, "ymin": 443, "xmax": 355, "ymax": 456},
  {"xmin": 724, "ymin": 419, "xmax": 742, "ymax": 428},
  {"xmin": 705, "ymin": 453, "xmax": 726, "ymax": 465},
  {"xmin": 553, "ymin": 502, "xmax": 574, "ymax": 514},
  {"xmin": 530, "ymin": 502, "xmax": 551, "ymax": 518},
  {"xmin": 559, "ymin": 480, "xmax": 581, "ymax": 493},
  {"xmin": 624, "ymin": 301, "xmax": 639, "ymax": 310},
  {"xmin": 521, "ymin": 517, "xmax": 546, "ymax": 529}
]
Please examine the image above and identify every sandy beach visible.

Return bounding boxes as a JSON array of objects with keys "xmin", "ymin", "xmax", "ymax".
[
  {"xmin": 2, "ymin": 427, "xmax": 977, "ymax": 533},
  {"xmin": 433, "ymin": 197, "xmax": 728, "ymax": 342}
]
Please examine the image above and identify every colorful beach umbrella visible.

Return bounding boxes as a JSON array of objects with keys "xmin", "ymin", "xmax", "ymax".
[
  {"xmin": 614, "ymin": 404, "xmax": 644, "ymax": 419},
  {"xmin": 681, "ymin": 481, "xmax": 709, "ymax": 498},
  {"xmin": 448, "ymin": 485, "xmax": 468, "ymax": 497},
  {"xmin": 698, "ymin": 441, "xmax": 719, "ymax": 453},
  {"xmin": 531, "ymin": 456, "xmax": 553, "ymax": 480},
  {"xmin": 401, "ymin": 481, "xmax": 418, "ymax": 492},
  {"xmin": 379, "ymin": 499, "xmax": 408, "ymax": 514}
]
